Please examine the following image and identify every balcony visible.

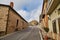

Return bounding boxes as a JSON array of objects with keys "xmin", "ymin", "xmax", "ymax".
[{"xmin": 47, "ymin": 0, "xmax": 60, "ymax": 15}]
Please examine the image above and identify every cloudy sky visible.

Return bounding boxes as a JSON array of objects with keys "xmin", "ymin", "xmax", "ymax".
[{"xmin": 0, "ymin": 0, "xmax": 43, "ymax": 22}]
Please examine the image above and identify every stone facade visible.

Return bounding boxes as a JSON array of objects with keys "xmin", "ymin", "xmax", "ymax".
[
  {"xmin": 0, "ymin": 4, "xmax": 28, "ymax": 36},
  {"xmin": 0, "ymin": 6, "xmax": 9, "ymax": 36},
  {"xmin": 0, "ymin": 6, "xmax": 9, "ymax": 32}
]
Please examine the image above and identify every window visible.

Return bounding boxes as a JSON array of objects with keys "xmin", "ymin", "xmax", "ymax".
[
  {"xmin": 42, "ymin": 14, "xmax": 45, "ymax": 18},
  {"xmin": 48, "ymin": 0, "xmax": 52, "ymax": 5},
  {"xmin": 58, "ymin": 18, "xmax": 60, "ymax": 33},
  {"xmin": 15, "ymin": 19, "xmax": 19, "ymax": 31},
  {"xmin": 58, "ymin": 8, "xmax": 60, "ymax": 14},
  {"xmin": 52, "ymin": 20, "xmax": 57, "ymax": 33},
  {"xmin": 58, "ymin": 8, "xmax": 60, "ymax": 11}
]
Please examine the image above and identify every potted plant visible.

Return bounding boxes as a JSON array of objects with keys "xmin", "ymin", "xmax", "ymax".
[{"xmin": 43, "ymin": 27, "xmax": 49, "ymax": 32}]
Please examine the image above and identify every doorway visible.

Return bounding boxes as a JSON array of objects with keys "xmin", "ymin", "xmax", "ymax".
[{"xmin": 15, "ymin": 19, "xmax": 19, "ymax": 31}]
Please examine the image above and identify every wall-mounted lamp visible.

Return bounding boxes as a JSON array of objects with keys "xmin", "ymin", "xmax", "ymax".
[{"xmin": 48, "ymin": 15, "xmax": 51, "ymax": 20}]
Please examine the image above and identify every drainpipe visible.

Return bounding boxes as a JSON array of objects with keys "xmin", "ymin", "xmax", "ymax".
[{"xmin": 5, "ymin": 8, "xmax": 10, "ymax": 34}]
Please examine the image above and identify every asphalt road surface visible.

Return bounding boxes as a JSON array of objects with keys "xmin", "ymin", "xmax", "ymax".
[{"xmin": 0, "ymin": 26, "xmax": 43, "ymax": 40}]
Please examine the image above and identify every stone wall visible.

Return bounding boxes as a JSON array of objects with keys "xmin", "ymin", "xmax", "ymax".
[
  {"xmin": 0, "ymin": 5, "xmax": 28, "ymax": 35},
  {"xmin": 7, "ymin": 8, "xmax": 28, "ymax": 34},
  {"xmin": 0, "ymin": 6, "xmax": 9, "ymax": 31}
]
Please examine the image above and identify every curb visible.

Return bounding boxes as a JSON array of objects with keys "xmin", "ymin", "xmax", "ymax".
[{"xmin": 39, "ymin": 31, "xmax": 44, "ymax": 40}]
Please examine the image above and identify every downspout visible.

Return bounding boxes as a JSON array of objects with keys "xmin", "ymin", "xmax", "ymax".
[{"xmin": 5, "ymin": 7, "xmax": 10, "ymax": 34}]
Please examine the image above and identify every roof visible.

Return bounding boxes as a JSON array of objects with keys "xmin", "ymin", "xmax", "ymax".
[{"xmin": 0, "ymin": 4, "xmax": 28, "ymax": 23}]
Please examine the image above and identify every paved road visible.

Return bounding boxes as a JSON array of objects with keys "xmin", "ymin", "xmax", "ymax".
[{"xmin": 0, "ymin": 26, "xmax": 43, "ymax": 40}]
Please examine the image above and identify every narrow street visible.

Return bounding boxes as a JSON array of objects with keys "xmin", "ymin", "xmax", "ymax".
[
  {"xmin": 0, "ymin": 0, "xmax": 60, "ymax": 40},
  {"xmin": 0, "ymin": 26, "xmax": 43, "ymax": 40}
]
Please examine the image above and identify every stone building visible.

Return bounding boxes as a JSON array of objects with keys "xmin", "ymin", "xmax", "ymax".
[
  {"xmin": 0, "ymin": 2, "xmax": 28, "ymax": 36},
  {"xmin": 39, "ymin": 0, "xmax": 60, "ymax": 40},
  {"xmin": 29, "ymin": 20, "xmax": 38, "ymax": 26}
]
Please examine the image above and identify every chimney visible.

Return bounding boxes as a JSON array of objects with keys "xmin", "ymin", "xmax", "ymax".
[{"xmin": 10, "ymin": 2, "xmax": 14, "ymax": 8}]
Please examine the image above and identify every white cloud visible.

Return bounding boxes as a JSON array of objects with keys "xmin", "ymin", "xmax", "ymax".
[
  {"xmin": 17, "ymin": 10, "xmax": 29, "ymax": 18},
  {"xmin": 0, "ymin": 0, "xmax": 42, "ymax": 11},
  {"xmin": 0, "ymin": 0, "xmax": 43, "ymax": 22},
  {"xmin": 28, "ymin": 6, "xmax": 42, "ymax": 22},
  {"xmin": 17, "ymin": 5, "xmax": 42, "ymax": 22}
]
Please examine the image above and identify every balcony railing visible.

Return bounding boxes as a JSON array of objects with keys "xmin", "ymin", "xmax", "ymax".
[{"xmin": 46, "ymin": 0, "xmax": 60, "ymax": 15}]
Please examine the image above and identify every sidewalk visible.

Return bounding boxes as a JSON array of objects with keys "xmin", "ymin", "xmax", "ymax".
[
  {"xmin": 37, "ymin": 25, "xmax": 47, "ymax": 37},
  {"xmin": 38, "ymin": 24, "xmax": 54, "ymax": 40}
]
